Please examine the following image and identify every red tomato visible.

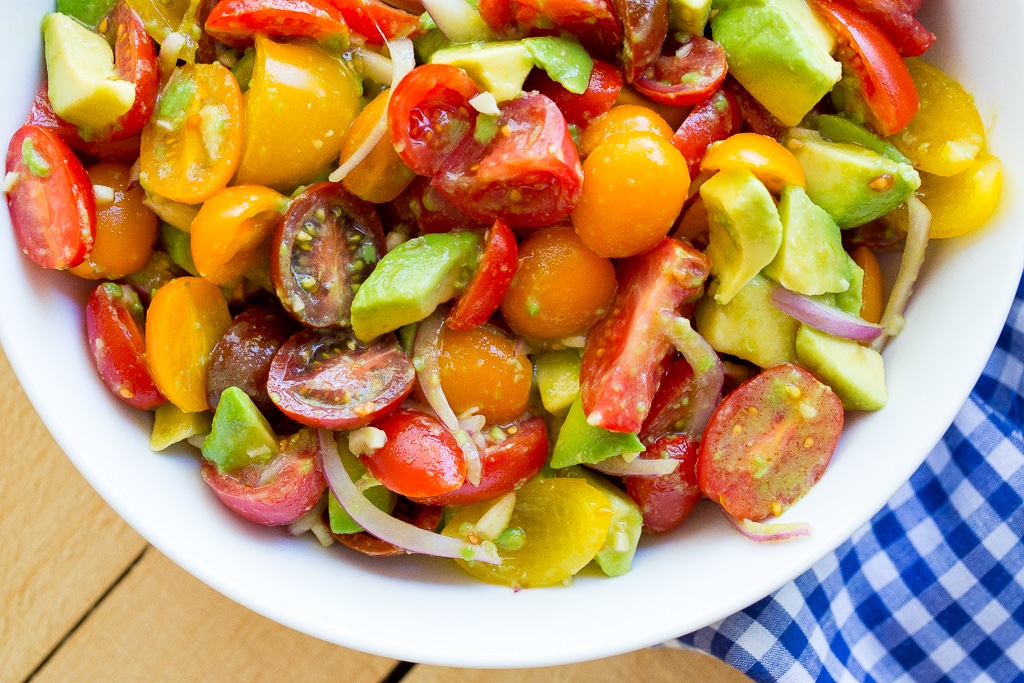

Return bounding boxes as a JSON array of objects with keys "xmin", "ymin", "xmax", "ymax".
[
  {"xmin": 323, "ymin": 0, "xmax": 421, "ymax": 44},
  {"xmin": 810, "ymin": 0, "xmax": 919, "ymax": 136},
  {"xmin": 670, "ymin": 86, "xmax": 743, "ymax": 179},
  {"xmin": 4, "ymin": 125, "xmax": 95, "ymax": 270},
  {"xmin": 85, "ymin": 283, "xmax": 166, "ymax": 410},
  {"xmin": 104, "ymin": 1, "xmax": 159, "ymax": 142},
  {"xmin": 638, "ymin": 355, "xmax": 696, "ymax": 445},
  {"xmin": 24, "ymin": 83, "xmax": 142, "ymax": 162},
  {"xmin": 388, "ymin": 64, "xmax": 480, "ymax": 177},
  {"xmin": 524, "ymin": 59, "xmax": 623, "ymax": 128},
  {"xmin": 268, "ymin": 329, "xmax": 415, "ymax": 430},
  {"xmin": 613, "ymin": 0, "xmax": 669, "ymax": 83},
  {"xmin": 404, "ymin": 176, "xmax": 487, "ymax": 235},
  {"xmin": 633, "ymin": 36, "xmax": 728, "ymax": 106},
  {"xmin": 432, "ymin": 92, "xmax": 583, "ymax": 229},
  {"xmin": 729, "ymin": 80, "xmax": 785, "ymax": 140},
  {"xmin": 446, "ymin": 219, "xmax": 518, "ymax": 330},
  {"xmin": 479, "ymin": 0, "xmax": 622, "ymax": 58},
  {"xmin": 697, "ymin": 363, "xmax": 844, "ymax": 521},
  {"xmin": 839, "ymin": 0, "xmax": 935, "ymax": 56},
  {"xmin": 408, "ymin": 417, "xmax": 549, "ymax": 506},
  {"xmin": 579, "ymin": 237, "xmax": 710, "ymax": 434},
  {"xmin": 362, "ymin": 409, "xmax": 466, "ymax": 498},
  {"xmin": 624, "ymin": 433, "xmax": 701, "ymax": 534},
  {"xmin": 332, "ymin": 499, "xmax": 443, "ymax": 557},
  {"xmin": 204, "ymin": 0, "xmax": 350, "ymax": 48},
  {"xmin": 202, "ymin": 428, "xmax": 327, "ymax": 526}
]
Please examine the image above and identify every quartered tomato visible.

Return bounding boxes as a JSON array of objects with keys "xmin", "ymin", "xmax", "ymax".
[
  {"xmin": 633, "ymin": 35, "xmax": 728, "ymax": 106},
  {"xmin": 524, "ymin": 58, "xmax": 623, "ymax": 128},
  {"xmin": 104, "ymin": 2, "xmax": 159, "ymax": 142},
  {"xmin": 362, "ymin": 408, "xmax": 466, "ymax": 498},
  {"xmin": 267, "ymin": 328, "xmax": 415, "ymax": 429},
  {"xmin": 204, "ymin": 0, "xmax": 350, "ymax": 49},
  {"xmin": 4, "ymin": 125, "xmax": 95, "ymax": 270},
  {"xmin": 623, "ymin": 432, "xmax": 701, "ymax": 533},
  {"xmin": 697, "ymin": 363, "xmax": 844, "ymax": 521},
  {"xmin": 840, "ymin": 0, "xmax": 935, "ymax": 56},
  {"xmin": 324, "ymin": 0, "xmax": 421, "ymax": 44},
  {"xmin": 403, "ymin": 176, "xmax": 488, "ymax": 235},
  {"xmin": 86, "ymin": 282, "xmax": 165, "ymax": 410},
  {"xmin": 340, "ymin": 91, "xmax": 416, "ymax": 204},
  {"xmin": 446, "ymin": 219, "xmax": 517, "ymax": 330},
  {"xmin": 670, "ymin": 86, "xmax": 743, "ymax": 179}
]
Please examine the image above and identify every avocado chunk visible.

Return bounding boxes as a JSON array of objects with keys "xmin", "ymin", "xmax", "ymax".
[
  {"xmin": 700, "ymin": 168, "xmax": 784, "ymax": 305},
  {"xmin": 550, "ymin": 397, "xmax": 645, "ymax": 469},
  {"xmin": 327, "ymin": 435, "xmax": 397, "ymax": 534},
  {"xmin": 150, "ymin": 403, "xmax": 212, "ymax": 452},
  {"xmin": 762, "ymin": 184, "xmax": 853, "ymax": 296},
  {"xmin": 522, "ymin": 37, "xmax": 593, "ymax": 95},
  {"xmin": 202, "ymin": 386, "xmax": 278, "ymax": 473},
  {"xmin": 159, "ymin": 222, "xmax": 199, "ymax": 276},
  {"xmin": 42, "ymin": 12, "xmax": 136, "ymax": 135},
  {"xmin": 694, "ymin": 274, "xmax": 800, "ymax": 368},
  {"xmin": 558, "ymin": 466, "xmax": 643, "ymax": 577},
  {"xmin": 816, "ymin": 114, "xmax": 912, "ymax": 165},
  {"xmin": 784, "ymin": 128, "xmax": 920, "ymax": 228},
  {"xmin": 57, "ymin": 0, "xmax": 116, "ymax": 28},
  {"xmin": 795, "ymin": 325, "xmax": 887, "ymax": 410},
  {"xmin": 534, "ymin": 349, "xmax": 582, "ymax": 417},
  {"xmin": 833, "ymin": 254, "xmax": 864, "ymax": 316},
  {"xmin": 668, "ymin": 0, "xmax": 712, "ymax": 35},
  {"xmin": 350, "ymin": 230, "xmax": 482, "ymax": 342},
  {"xmin": 710, "ymin": 0, "xmax": 840, "ymax": 127}
]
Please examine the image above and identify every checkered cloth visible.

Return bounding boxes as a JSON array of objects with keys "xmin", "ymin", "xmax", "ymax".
[{"xmin": 673, "ymin": 274, "xmax": 1024, "ymax": 682}]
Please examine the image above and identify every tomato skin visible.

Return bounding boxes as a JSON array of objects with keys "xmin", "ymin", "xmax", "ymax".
[
  {"xmin": 638, "ymin": 355, "xmax": 694, "ymax": 445},
  {"xmin": 697, "ymin": 363, "xmax": 844, "ymax": 521},
  {"xmin": 839, "ymin": 0, "xmax": 935, "ymax": 57},
  {"xmin": 524, "ymin": 59, "xmax": 624, "ymax": 129},
  {"xmin": 323, "ymin": 0, "xmax": 421, "ymax": 44},
  {"xmin": 613, "ymin": 0, "xmax": 669, "ymax": 83},
  {"xmin": 104, "ymin": 1, "xmax": 159, "ymax": 142},
  {"xmin": 204, "ymin": 0, "xmax": 350, "ymax": 48},
  {"xmin": 580, "ymin": 237, "xmax": 710, "ymax": 433},
  {"xmin": 480, "ymin": 0, "xmax": 623, "ymax": 57},
  {"xmin": 670, "ymin": 87, "xmax": 743, "ymax": 180},
  {"xmin": 5, "ymin": 125, "xmax": 95, "ymax": 270},
  {"xmin": 410, "ymin": 417, "xmax": 548, "ymax": 506},
  {"xmin": 624, "ymin": 433, "xmax": 701, "ymax": 534},
  {"xmin": 446, "ymin": 219, "xmax": 517, "ymax": 330},
  {"xmin": 633, "ymin": 36, "xmax": 728, "ymax": 106},
  {"xmin": 363, "ymin": 409, "xmax": 466, "ymax": 498},
  {"xmin": 86, "ymin": 283, "xmax": 166, "ymax": 410}
]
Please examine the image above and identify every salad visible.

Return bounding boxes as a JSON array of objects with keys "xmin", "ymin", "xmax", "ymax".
[{"xmin": 3, "ymin": 0, "xmax": 1003, "ymax": 589}]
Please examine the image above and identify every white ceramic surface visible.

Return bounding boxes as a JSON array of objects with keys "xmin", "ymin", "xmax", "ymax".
[{"xmin": 1, "ymin": 0, "xmax": 1022, "ymax": 669}]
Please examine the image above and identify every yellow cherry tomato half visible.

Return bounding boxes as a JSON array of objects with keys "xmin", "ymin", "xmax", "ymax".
[
  {"xmin": 340, "ymin": 90, "xmax": 416, "ymax": 204},
  {"xmin": 578, "ymin": 104, "xmax": 674, "ymax": 157},
  {"xmin": 701, "ymin": 132, "xmax": 806, "ymax": 194},
  {"xmin": 919, "ymin": 153, "xmax": 1003, "ymax": 239}
]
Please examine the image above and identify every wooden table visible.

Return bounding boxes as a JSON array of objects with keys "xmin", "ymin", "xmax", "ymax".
[{"xmin": 0, "ymin": 345, "xmax": 752, "ymax": 682}]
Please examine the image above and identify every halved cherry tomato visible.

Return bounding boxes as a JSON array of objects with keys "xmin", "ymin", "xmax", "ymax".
[
  {"xmin": 438, "ymin": 323, "xmax": 533, "ymax": 424},
  {"xmin": 323, "ymin": 0, "xmax": 421, "ymax": 44},
  {"xmin": 729, "ymin": 80, "xmax": 785, "ymax": 139},
  {"xmin": 613, "ymin": 0, "xmax": 669, "ymax": 83},
  {"xmin": 523, "ymin": 58, "xmax": 623, "ymax": 128},
  {"xmin": 204, "ymin": 0, "xmax": 350, "ymax": 49},
  {"xmin": 202, "ymin": 427, "xmax": 327, "ymax": 526},
  {"xmin": 362, "ymin": 408, "xmax": 466, "ymax": 498},
  {"xmin": 810, "ymin": 0, "xmax": 918, "ymax": 136},
  {"xmin": 580, "ymin": 237, "xmax": 710, "ymax": 433},
  {"xmin": 139, "ymin": 62, "xmax": 244, "ymax": 204},
  {"xmin": 191, "ymin": 185, "xmax": 289, "ymax": 285},
  {"xmin": 479, "ymin": 0, "xmax": 622, "ymax": 58},
  {"xmin": 432, "ymin": 92, "xmax": 583, "ymax": 229},
  {"xmin": 670, "ymin": 86, "xmax": 743, "ymax": 179},
  {"xmin": 446, "ymin": 219, "xmax": 517, "ymax": 330},
  {"xmin": 697, "ymin": 363, "xmax": 844, "ymax": 521},
  {"xmin": 700, "ymin": 132, "xmax": 806, "ymax": 194},
  {"xmin": 633, "ymin": 35, "xmax": 728, "ymax": 106},
  {"xmin": 340, "ymin": 91, "xmax": 417, "ymax": 204},
  {"xmin": 578, "ymin": 104, "xmax": 673, "ymax": 157},
  {"xmin": 103, "ymin": 1, "xmax": 159, "ymax": 142},
  {"xmin": 86, "ymin": 282, "xmax": 165, "ymax": 410},
  {"xmin": 388, "ymin": 64, "xmax": 480, "ymax": 177},
  {"xmin": 411, "ymin": 417, "xmax": 548, "ymax": 506},
  {"xmin": 124, "ymin": 0, "xmax": 192, "ymax": 43},
  {"xmin": 271, "ymin": 182, "xmax": 386, "ymax": 328},
  {"xmin": 404, "ymin": 176, "xmax": 488, "ymax": 235},
  {"xmin": 4, "ymin": 125, "xmax": 95, "ymax": 269},
  {"xmin": 623, "ymin": 432, "xmax": 701, "ymax": 533},
  {"xmin": 267, "ymin": 328, "xmax": 415, "ymax": 429},
  {"xmin": 332, "ymin": 499, "xmax": 443, "ymax": 556},
  {"xmin": 840, "ymin": 0, "xmax": 935, "ymax": 56}
]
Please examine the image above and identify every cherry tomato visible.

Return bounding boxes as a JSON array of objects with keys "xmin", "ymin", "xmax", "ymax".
[
  {"xmin": 139, "ymin": 62, "xmax": 244, "ymax": 204},
  {"xmin": 913, "ymin": 154, "xmax": 1004, "ymax": 240},
  {"xmin": 271, "ymin": 182, "xmax": 386, "ymax": 328},
  {"xmin": 578, "ymin": 104, "xmax": 673, "ymax": 157},
  {"xmin": 388, "ymin": 64, "xmax": 480, "ymax": 177},
  {"xmin": 839, "ymin": 0, "xmax": 935, "ymax": 56},
  {"xmin": 700, "ymin": 132, "xmax": 806, "ymax": 194},
  {"xmin": 267, "ymin": 328, "xmax": 415, "ymax": 429},
  {"xmin": 479, "ymin": 0, "xmax": 622, "ymax": 58},
  {"xmin": 433, "ymin": 92, "xmax": 583, "ymax": 229},
  {"xmin": 638, "ymin": 355, "xmax": 701, "ymax": 444},
  {"xmin": 523, "ymin": 58, "xmax": 623, "ymax": 128},
  {"xmin": 362, "ymin": 408, "xmax": 466, "ymax": 498},
  {"xmin": 613, "ymin": 0, "xmax": 669, "ymax": 83},
  {"xmin": 633, "ymin": 35, "xmax": 728, "ymax": 106},
  {"xmin": 86, "ymin": 282, "xmax": 165, "ymax": 410},
  {"xmin": 580, "ymin": 237, "xmax": 710, "ymax": 433},
  {"xmin": 323, "ymin": 0, "xmax": 421, "ymax": 44},
  {"xmin": 146, "ymin": 277, "xmax": 233, "ymax": 413},
  {"xmin": 623, "ymin": 433, "xmax": 701, "ymax": 533},
  {"xmin": 204, "ymin": 0, "xmax": 350, "ymax": 49},
  {"xmin": 4, "ymin": 125, "xmax": 95, "ymax": 269},
  {"xmin": 411, "ymin": 417, "xmax": 548, "ymax": 506},
  {"xmin": 404, "ymin": 176, "xmax": 488, "ymax": 235},
  {"xmin": 446, "ymin": 219, "xmax": 517, "ymax": 331},
  {"xmin": 697, "ymin": 363, "xmax": 844, "ymax": 521},
  {"xmin": 202, "ymin": 428, "xmax": 327, "ymax": 526},
  {"xmin": 500, "ymin": 225, "xmax": 617, "ymax": 341},
  {"xmin": 670, "ymin": 86, "xmax": 743, "ymax": 180},
  {"xmin": 340, "ymin": 91, "xmax": 416, "ymax": 204},
  {"xmin": 850, "ymin": 245, "xmax": 883, "ymax": 324},
  {"xmin": 332, "ymin": 499, "xmax": 443, "ymax": 556}
]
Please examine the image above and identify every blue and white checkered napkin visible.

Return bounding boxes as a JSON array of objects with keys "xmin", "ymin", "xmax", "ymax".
[{"xmin": 673, "ymin": 275, "xmax": 1024, "ymax": 682}]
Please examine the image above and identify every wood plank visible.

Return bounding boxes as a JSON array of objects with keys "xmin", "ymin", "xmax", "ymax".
[
  {"xmin": 0, "ymin": 346, "xmax": 148, "ymax": 683},
  {"xmin": 32, "ymin": 549, "xmax": 398, "ymax": 683}
]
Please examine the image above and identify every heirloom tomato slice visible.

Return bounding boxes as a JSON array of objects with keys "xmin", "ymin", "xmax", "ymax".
[
  {"xmin": 613, "ymin": 0, "xmax": 669, "ymax": 83},
  {"xmin": 524, "ymin": 58, "xmax": 623, "ymax": 128},
  {"xmin": 670, "ymin": 86, "xmax": 743, "ymax": 179},
  {"xmin": 324, "ymin": 0, "xmax": 421, "ymax": 44}
]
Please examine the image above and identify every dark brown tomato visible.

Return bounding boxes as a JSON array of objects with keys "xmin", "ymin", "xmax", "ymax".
[
  {"xmin": 271, "ymin": 182, "xmax": 386, "ymax": 328},
  {"xmin": 613, "ymin": 0, "xmax": 668, "ymax": 83},
  {"xmin": 624, "ymin": 432, "xmax": 701, "ymax": 534},
  {"xmin": 633, "ymin": 36, "xmax": 728, "ymax": 106},
  {"xmin": 267, "ymin": 328, "xmax": 415, "ymax": 430},
  {"xmin": 331, "ymin": 498, "xmax": 444, "ymax": 557}
]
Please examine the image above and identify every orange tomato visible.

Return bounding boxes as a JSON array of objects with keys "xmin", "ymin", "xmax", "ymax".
[
  {"xmin": 578, "ymin": 104, "xmax": 674, "ymax": 157},
  {"xmin": 339, "ymin": 91, "xmax": 416, "ymax": 203},
  {"xmin": 701, "ymin": 132, "xmax": 806, "ymax": 194},
  {"xmin": 438, "ymin": 324, "xmax": 533, "ymax": 425},
  {"xmin": 850, "ymin": 245, "xmax": 883, "ymax": 324}
]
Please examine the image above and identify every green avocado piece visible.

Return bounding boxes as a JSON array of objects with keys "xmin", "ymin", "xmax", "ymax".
[
  {"xmin": 159, "ymin": 222, "xmax": 199, "ymax": 277},
  {"xmin": 558, "ymin": 466, "xmax": 643, "ymax": 577},
  {"xmin": 550, "ymin": 397, "xmax": 645, "ymax": 469},
  {"xmin": 56, "ymin": 0, "xmax": 116, "ymax": 28},
  {"xmin": 694, "ymin": 274, "xmax": 800, "ymax": 368},
  {"xmin": 816, "ymin": 114, "xmax": 912, "ymax": 165},
  {"xmin": 327, "ymin": 436, "xmax": 397, "ymax": 534},
  {"xmin": 534, "ymin": 349, "xmax": 582, "ymax": 418},
  {"xmin": 700, "ymin": 168, "xmax": 784, "ymax": 305},
  {"xmin": 350, "ymin": 231, "xmax": 482, "ymax": 342},
  {"xmin": 710, "ymin": 0, "xmax": 840, "ymax": 127},
  {"xmin": 150, "ymin": 403, "xmax": 212, "ymax": 452},
  {"xmin": 795, "ymin": 325, "xmax": 887, "ymax": 410},
  {"xmin": 834, "ymin": 254, "xmax": 864, "ymax": 316},
  {"xmin": 201, "ymin": 386, "xmax": 278, "ymax": 473},
  {"xmin": 784, "ymin": 128, "xmax": 921, "ymax": 228},
  {"xmin": 762, "ymin": 184, "xmax": 853, "ymax": 296},
  {"xmin": 669, "ymin": 0, "xmax": 712, "ymax": 35},
  {"xmin": 522, "ymin": 37, "xmax": 593, "ymax": 95},
  {"xmin": 430, "ymin": 41, "xmax": 537, "ymax": 102}
]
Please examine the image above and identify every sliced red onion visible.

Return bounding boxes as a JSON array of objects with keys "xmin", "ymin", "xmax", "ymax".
[
  {"xmin": 770, "ymin": 285, "xmax": 884, "ymax": 343},
  {"xmin": 317, "ymin": 429, "xmax": 501, "ymax": 564},
  {"xmin": 660, "ymin": 313, "xmax": 725, "ymax": 439},
  {"xmin": 871, "ymin": 195, "xmax": 931, "ymax": 352},
  {"xmin": 587, "ymin": 455, "xmax": 681, "ymax": 477},
  {"xmin": 723, "ymin": 511, "xmax": 812, "ymax": 542}
]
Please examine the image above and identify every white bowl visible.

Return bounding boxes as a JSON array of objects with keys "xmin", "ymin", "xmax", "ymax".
[{"xmin": 1, "ymin": 0, "xmax": 1022, "ymax": 669}]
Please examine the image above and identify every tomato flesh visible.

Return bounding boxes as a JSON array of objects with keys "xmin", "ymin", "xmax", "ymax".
[
  {"xmin": 670, "ymin": 86, "xmax": 743, "ymax": 180},
  {"xmin": 624, "ymin": 433, "xmax": 701, "ymax": 533},
  {"xmin": 446, "ymin": 219, "xmax": 518, "ymax": 331}
]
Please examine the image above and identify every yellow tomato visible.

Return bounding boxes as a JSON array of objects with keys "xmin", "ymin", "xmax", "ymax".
[
  {"xmin": 701, "ymin": 132, "xmax": 806, "ymax": 194},
  {"xmin": 615, "ymin": 84, "xmax": 688, "ymax": 130},
  {"xmin": 578, "ymin": 104, "xmax": 674, "ymax": 157},
  {"xmin": 339, "ymin": 90, "xmax": 416, "ymax": 203},
  {"xmin": 919, "ymin": 154, "xmax": 1003, "ymax": 239},
  {"xmin": 235, "ymin": 35, "xmax": 361, "ymax": 192},
  {"xmin": 438, "ymin": 324, "xmax": 533, "ymax": 425}
]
